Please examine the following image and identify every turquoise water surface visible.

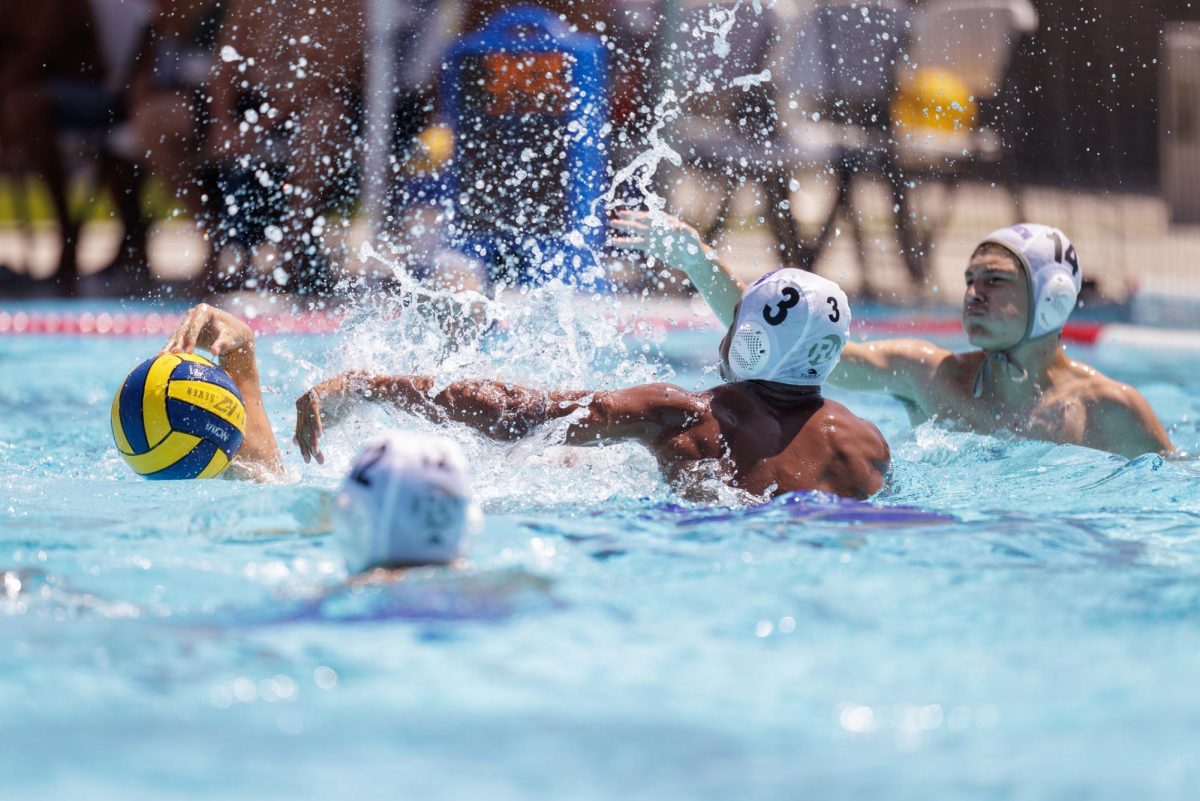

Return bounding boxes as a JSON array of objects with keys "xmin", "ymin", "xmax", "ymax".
[{"xmin": 2, "ymin": 297, "xmax": 1199, "ymax": 800}]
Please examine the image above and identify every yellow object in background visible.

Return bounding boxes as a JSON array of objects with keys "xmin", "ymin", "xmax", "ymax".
[
  {"xmin": 891, "ymin": 68, "xmax": 978, "ymax": 133},
  {"xmin": 407, "ymin": 124, "xmax": 455, "ymax": 174}
]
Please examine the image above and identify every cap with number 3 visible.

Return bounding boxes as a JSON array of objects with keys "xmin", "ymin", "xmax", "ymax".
[{"xmin": 725, "ymin": 268, "xmax": 852, "ymax": 386}]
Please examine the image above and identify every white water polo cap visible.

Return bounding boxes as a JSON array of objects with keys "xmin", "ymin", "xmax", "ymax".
[
  {"xmin": 724, "ymin": 268, "xmax": 851, "ymax": 386},
  {"xmin": 333, "ymin": 431, "xmax": 479, "ymax": 572},
  {"xmin": 977, "ymin": 224, "xmax": 1083, "ymax": 341}
]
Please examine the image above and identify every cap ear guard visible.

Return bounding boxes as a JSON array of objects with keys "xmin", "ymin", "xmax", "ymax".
[
  {"xmin": 1037, "ymin": 271, "xmax": 1078, "ymax": 334},
  {"xmin": 727, "ymin": 321, "xmax": 772, "ymax": 379}
]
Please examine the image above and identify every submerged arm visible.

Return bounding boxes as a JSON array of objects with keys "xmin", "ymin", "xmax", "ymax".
[{"xmin": 294, "ymin": 374, "xmax": 703, "ymax": 463}]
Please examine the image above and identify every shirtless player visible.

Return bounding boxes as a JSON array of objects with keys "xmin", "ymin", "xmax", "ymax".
[
  {"xmin": 292, "ymin": 269, "xmax": 890, "ymax": 500},
  {"xmin": 610, "ymin": 211, "xmax": 1173, "ymax": 459}
]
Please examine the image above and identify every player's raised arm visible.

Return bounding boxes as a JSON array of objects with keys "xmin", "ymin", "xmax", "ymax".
[
  {"xmin": 609, "ymin": 210, "xmax": 743, "ymax": 326},
  {"xmin": 162, "ymin": 304, "xmax": 284, "ymax": 479}
]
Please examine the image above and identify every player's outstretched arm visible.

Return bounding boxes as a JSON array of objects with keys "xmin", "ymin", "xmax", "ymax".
[
  {"xmin": 609, "ymin": 210, "xmax": 743, "ymax": 326},
  {"xmin": 294, "ymin": 373, "xmax": 703, "ymax": 463},
  {"xmin": 829, "ymin": 339, "xmax": 948, "ymax": 404},
  {"xmin": 162, "ymin": 304, "xmax": 284, "ymax": 479}
]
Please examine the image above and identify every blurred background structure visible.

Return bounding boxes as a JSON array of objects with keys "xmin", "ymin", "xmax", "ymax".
[{"xmin": 0, "ymin": 0, "xmax": 1198, "ymax": 316}]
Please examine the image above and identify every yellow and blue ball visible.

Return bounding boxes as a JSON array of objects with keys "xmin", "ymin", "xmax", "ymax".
[{"xmin": 111, "ymin": 353, "xmax": 246, "ymax": 480}]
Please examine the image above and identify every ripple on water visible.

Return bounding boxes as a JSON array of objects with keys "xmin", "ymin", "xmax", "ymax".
[{"xmin": 4, "ymin": 304, "xmax": 1200, "ymax": 799}]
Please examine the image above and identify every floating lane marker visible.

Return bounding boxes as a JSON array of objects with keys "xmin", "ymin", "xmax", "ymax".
[
  {"xmin": 0, "ymin": 311, "xmax": 343, "ymax": 336},
  {"xmin": 0, "ymin": 310, "xmax": 1145, "ymax": 352},
  {"xmin": 622, "ymin": 310, "xmax": 1106, "ymax": 347},
  {"xmin": 852, "ymin": 319, "xmax": 1103, "ymax": 346}
]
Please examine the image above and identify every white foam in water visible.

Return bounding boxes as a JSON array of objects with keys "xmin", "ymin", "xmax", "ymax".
[
  {"xmin": 327, "ymin": 1, "xmax": 782, "ymax": 505},
  {"xmin": 291, "ymin": 244, "xmax": 676, "ymax": 508}
]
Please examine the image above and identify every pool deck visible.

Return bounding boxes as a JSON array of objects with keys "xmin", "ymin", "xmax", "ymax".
[{"xmin": 1, "ymin": 182, "xmax": 1199, "ymax": 325}]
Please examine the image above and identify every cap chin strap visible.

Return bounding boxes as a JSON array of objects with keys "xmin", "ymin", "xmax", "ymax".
[{"xmin": 971, "ymin": 347, "xmax": 1030, "ymax": 399}]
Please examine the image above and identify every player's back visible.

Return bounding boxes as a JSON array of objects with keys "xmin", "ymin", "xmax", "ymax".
[{"xmin": 659, "ymin": 383, "xmax": 890, "ymax": 500}]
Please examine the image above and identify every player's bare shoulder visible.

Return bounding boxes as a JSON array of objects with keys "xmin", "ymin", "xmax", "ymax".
[
  {"xmin": 818, "ymin": 397, "xmax": 891, "ymax": 461},
  {"xmin": 908, "ymin": 346, "xmax": 983, "ymax": 407},
  {"xmin": 837, "ymin": 337, "xmax": 954, "ymax": 407},
  {"xmin": 1057, "ymin": 358, "xmax": 1171, "ymax": 456},
  {"xmin": 814, "ymin": 397, "xmax": 891, "ymax": 496},
  {"xmin": 937, "ymin": 348, "xmax": 987, "ymax": 384},
  {"xmin": 1057, "ymin": 357, "xmax": 1136, "ymax": 407}
]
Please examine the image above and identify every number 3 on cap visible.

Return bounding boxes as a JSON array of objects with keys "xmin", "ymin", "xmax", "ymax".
[{"xmin": 763, "ymin": 287, "xmax": 801, "ymax": 326}]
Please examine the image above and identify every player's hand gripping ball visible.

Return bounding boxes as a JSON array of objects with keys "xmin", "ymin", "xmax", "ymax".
[{"xmin": 111, "ymin": 353, "xmax": 246, "ymax": 479}]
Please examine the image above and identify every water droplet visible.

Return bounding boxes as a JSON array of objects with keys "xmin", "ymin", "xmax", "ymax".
[
  {"xmin": 314, "ymin": 666, "xmax": 338, "ymax": 690},
  {"xmin": 839, "ymin": 704, "xmax": 876, "ymax": 733}
]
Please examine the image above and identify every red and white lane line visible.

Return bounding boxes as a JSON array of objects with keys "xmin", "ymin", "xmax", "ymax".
[
  {"xmin": 0, "ymin": 310, "xmax": 342, "ymax": 336},
  {"xmin": 859, "ymin": 319, "xmax": 1104, "ymax": 345},
  {"xmin": 2, "ymin": 310, "xmax": 1197, "ymax": 364},
  {"xmin": 627, "ymin": 312, "xmax": 1106, "ymax": 346}
]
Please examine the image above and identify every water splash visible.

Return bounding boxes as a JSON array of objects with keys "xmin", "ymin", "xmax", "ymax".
[
  {"xmin": 603, "ymin": 89, "xmax": 684, "ymax": 214},
  {"xmin": 604, "ymin": 0, "xmax": 765, "ymax": 218},
  {"xmin": 273, "ymin": 242, "xmax": 678, "ymax": 508},
  {"xmin": 696, "ymin": 4, "xmax": 742, "ymax": 60}
]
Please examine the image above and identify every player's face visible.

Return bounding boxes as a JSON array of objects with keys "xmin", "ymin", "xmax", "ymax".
[{"xmin": 962, "ymin": 251, "xmax": 1028, "ymax": 350}]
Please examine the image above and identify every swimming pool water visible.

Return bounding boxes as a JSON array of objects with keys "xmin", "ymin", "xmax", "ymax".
[{"xmin": 2, "ymin": 298, "xmax": 1199, "ymax": 800}]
